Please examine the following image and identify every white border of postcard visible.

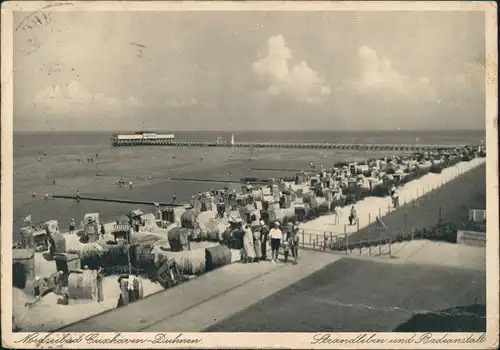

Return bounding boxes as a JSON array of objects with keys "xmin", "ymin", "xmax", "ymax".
[{"xmin": 1, "ymin": 1, "xmax": 499, "ymax": 349}]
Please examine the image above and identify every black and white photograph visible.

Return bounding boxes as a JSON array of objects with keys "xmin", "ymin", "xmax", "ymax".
[{"xmin": 2, "ymin": 1, "xmax": 498, "ymax": 348}]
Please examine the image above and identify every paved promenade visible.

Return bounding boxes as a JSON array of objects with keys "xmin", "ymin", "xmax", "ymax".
[{"xmin": 57, "ymin": 250, "xmax": 339, "ymax": 332}]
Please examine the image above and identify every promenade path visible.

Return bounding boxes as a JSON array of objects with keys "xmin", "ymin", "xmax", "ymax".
[{"xmin": 57, "ymin": 250, "xmax": 340, "ymax": 332}]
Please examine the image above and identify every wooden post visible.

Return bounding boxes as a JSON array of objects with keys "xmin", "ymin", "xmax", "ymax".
[
  {"xmin": 388, "ymin": 203, "xmax": 391, "ymax": 214},
  {"xmin": 404, "ymin": 208, "xmax": 408, "ymax": 227},
  {"xmin": 357, "ymin": 220, "xmax": 360, "ymax": 232},
  {"xmin": 188, "ymin": 239, "xmax": 191, "ymax": 251},
  {"xmin": 388, "ymin": 237, "xmax": 392, "ymax": 258},
  {"xmin": 378, "ymin": 232, "xmax": 381, "ymax": 256},
  {"xmin": 411, "ymin": 227, "xmax": 415, "ymax": 240},
  {"xmin": 345, "ymin": 233, "xmax": 348, "ymax": 254},
  {"xmin": 417, "ymin": 188, "xmax": 419, "ymax": 197},
  {"xmin": 329, "ymin": 232, "xmax": 333, "ymax": 250},
  {"xmin": 368, "ymin": 213, "xmax": 371, "ymax": 225},
  {"xmin": 359, "ymin": 242, "xmax": 362, "ymax": 254},
  {"xmin": 369, "ymin": 244, "xmax": 371, "ymax": 256},
  {"xmin": 302, "ymin": 230, "xmax": 305, "ymax": 248},
  {"xmin": 379, "ymin": 207, "xmax": 382, "ymax": 217},
  {"xmin": 309, "ymin": 233, "xmax": 311, "ymax": 245}
]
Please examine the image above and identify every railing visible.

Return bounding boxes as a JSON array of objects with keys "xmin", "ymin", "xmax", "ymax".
[{"xmin": 298, "ymin": 226, "xmax": 424, "ymax": 258}]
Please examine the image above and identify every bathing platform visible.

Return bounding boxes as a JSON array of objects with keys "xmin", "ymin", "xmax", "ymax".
[{"xmin": 111, "ymin": 139, "xmax": 465, "ymax": 151}]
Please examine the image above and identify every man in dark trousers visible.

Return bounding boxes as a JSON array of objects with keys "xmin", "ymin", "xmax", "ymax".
[{"xmin": 259, "ymin": 220, "xmax": 270, "ymax": 260}]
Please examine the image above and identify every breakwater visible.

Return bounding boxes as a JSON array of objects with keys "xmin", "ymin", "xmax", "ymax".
[
  {"xmin": 52, "ymin": 195, "xmax": 184, "ymax": 207},
  {"xmin": 111, "ymin": 139, "xmax": 465, "ymax": 151}
]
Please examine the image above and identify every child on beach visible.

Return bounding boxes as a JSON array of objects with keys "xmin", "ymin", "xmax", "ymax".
[
  {"xmin": 69, "ymin": 218, "xmax": 76, "ymax": 234},
  {"xmin": 269, "ymin": 222, "xmax": 283, "ymax": 263}
]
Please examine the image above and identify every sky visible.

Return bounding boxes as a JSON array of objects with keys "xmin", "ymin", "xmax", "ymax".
[{"xmin": 13, "ymin": 9, "xmax": 486, "ymax": 131}]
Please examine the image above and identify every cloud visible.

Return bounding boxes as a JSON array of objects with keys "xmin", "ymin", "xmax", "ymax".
[
  {"xmin": 252, "ymin": 35, "xmax": 331, "ymax": 103},
  {"xmin": 164, "ymin": 97, "xmax": 198, "ymax": 108},
  {"xmin": 346, "ymin": 46, "xmax": 435, "ymax": 101},
  {"xmin": 33, "ymin": 81, "xmax": 141, "ymax": 114}
]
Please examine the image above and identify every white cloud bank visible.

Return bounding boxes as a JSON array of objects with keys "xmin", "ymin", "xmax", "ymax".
[
  {"xmin": 252, "ymin": 35, "xmax": 331, "ymax": 104},
  {"xmin": 33, "ymin": 81, "xmax": 141, "ymax": 115},
  {"xmin": 345, "ymin": 46, "xmax": 436, "ymax": 101}
]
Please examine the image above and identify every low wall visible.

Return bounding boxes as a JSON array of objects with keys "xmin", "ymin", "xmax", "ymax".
[{"xmin": 457, "ymin": 230, "xmax": 486, "ymax": 246}]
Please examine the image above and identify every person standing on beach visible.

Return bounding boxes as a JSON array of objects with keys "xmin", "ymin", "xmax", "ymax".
[
  {"xmin": 392, "ymin": 190, "xmax": 400, "ymax": 208},
  {"xmin": 260, "ymin": 220, "xmax": 269, "ymax": 260},
  {"xmin": 252, "ymin": 224, "xmax": 262, "ymax": 262},
  {"xmin": 269, "ymin": 222, "xmax": 283, "ymax": 263},
  {"xmin": 349, "ymin": 206, "xmax": 357, "ymax": 226},
  {"xmin": 69, "ymin": 218, "xmax": 76, "ymax": 234},
  {"xmin": 242, "ymin": 224, "xmax": 256, "ymax": 263},
  {"xmin": 333, "ymin": 204, "xmax": 341, "ymax": 224},
  {"xmin": 172, "ymin": 193, "xmax": 177, "ymax": 204},
  {"xmin": 290, "ymin": 221, "xmax": 300, "ymax": 265},
  {"xmin": 76, "ymin": 190, "xmax": 80, "ymax": 203},
  {"xmin": 390, "ymin": 185, "xmax": 397, "ymax": 198}
]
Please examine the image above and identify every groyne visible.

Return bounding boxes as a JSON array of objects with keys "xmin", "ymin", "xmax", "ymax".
[
  {"xmin": 51, "ymin": 195, "xmax": 184, "ymax": 207},
  {"xmin": 111, "ymin": 139, "xmax": 465, "ymax": 151}
]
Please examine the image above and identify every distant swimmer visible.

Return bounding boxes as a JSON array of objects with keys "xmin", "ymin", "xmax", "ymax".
[
  {"xmin": 200, "ymin": 157, "xmax": 203, "ymax": 162},
  {"xmin": 172, "ymin": 193, "xmax": 177, "ymax": 203},
  {"xmin": 52, "ymin": 180, "xmax": 56, "ymax": 187},
  {"xmin": 129, "ymin": 181, "xmax": 133, "ymax": 189},
  {"xmin": 37, "ymin": 157, "xmax": 41, "ymax": 162},
  {"xmin": 45, "ymin": 193, "xmax": 49, "ymax": 201},
  {"xmin": 76, "ymin": 190, "xmax": 80, "ymax": 202},
  {"xmin": 77, "ymin": 157, "xmax": 81, "ymax": 162},
  {"xmin": 119, "ymin": 178, "xmax": 124, "ymax": 187},
  {"xmin": 32, "ymin": 192, "xmax": 36, "ymax": 198},
  {"xmin": 95, "ymin": 153, "xmax": 99, "ymax": 159}
]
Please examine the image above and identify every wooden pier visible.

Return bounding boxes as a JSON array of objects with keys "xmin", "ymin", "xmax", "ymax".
[{"xmin": 111, "ymin": 139, "xmax": 465, "ymax": 151}]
